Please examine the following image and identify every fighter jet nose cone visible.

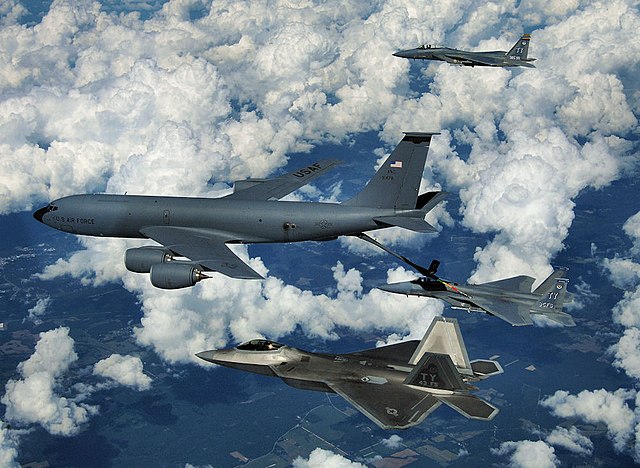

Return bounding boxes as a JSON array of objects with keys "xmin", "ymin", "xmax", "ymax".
[
  {"xmin": 195, "ymin": 350, "xmax": 218, "ymax": 362},
  {"xmin": 393, "ymin": 50, "xmax": 414, "ymax": 59},
  {"xmin": 377, "ymin": 283, "xmax": 407, "ymax": 294},
  {"xmin": 33, "ymin": 206, "xmax": 47, "ymax": 223}
]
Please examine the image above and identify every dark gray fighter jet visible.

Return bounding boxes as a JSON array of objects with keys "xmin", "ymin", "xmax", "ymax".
[
  {"xmin": 394, "ymin": 34, "xmax": 535, "ymax": 68},
  {"xmin": 196, "ymin": 317, "xmax": 502, "ymax": 429},
  {"xmin": 33, "ymin": 133, "xmax": 446, "ymax": 289},
  {"xmin": 379, "ymin": 260, "xmax": 575, "ymax": 327}
]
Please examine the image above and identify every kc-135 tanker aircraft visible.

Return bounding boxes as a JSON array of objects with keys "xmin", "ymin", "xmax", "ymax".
[
  {"xmin": 196, "ymin": 317, "xmax": 503, "ymax": 429},
  {"xmin": 394, "ymin": 33, "xmax": 536, "ymax": 68},
  {"xmin": 34, "ymin": 133, "xmax": 445, "ymax": 289}
]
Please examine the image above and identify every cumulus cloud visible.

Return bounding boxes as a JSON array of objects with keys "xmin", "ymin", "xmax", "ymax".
[
  {"xmin": 610, "ymin": 328, "xmax": 640, "ymax": 381},
  {"xmin": 26, "ymin": 296, "xmax": 51, "ymax": 324},
  {"xmin": 540, "ymin": 210, "xmax": 640, "ymax": 462},
  {"xmin": 124, "ymin": 260, "xmax": 442, "ymax": 363},
  {"xmin": 624, "ymin": 211, "xmax": 640, "ymax": 255},
  {"xmin": 541, "ymin": 388, "xmax": 637, "ymax": 453},
  {"xmin": 0, "ymin": 421, "xmax": 19, "ymax": 468},
  {"xmin": 604, "ymin": 212, "xmax": 640, "ymax": 328},
  {"xmin": 293, "ymin": 448, "xmax": 366, "ymax": 468},
  {"xmin": 381, "ymin": 434, "xmax": 403, "ymax": 450},
  {"xmin": 4, "ymin": 1, "xmax": 640, "ymax": 464},
  {"xmin": 545, "ymin": 426, "xmax": 593, "ymax": 456},
  {"xmin": 1, "ymin": 327, "xmax": 98, "ymax": 436},
  {"xmin": 8, "ymin": 0, "xmax": 636, "ymax": 364},
  {"xmin": 603, "ymin": 213, "xmax": 640, "ymax": 387},
  {"xmin": 491, "ymin": 440, "xmax": 558, "ymax": 468},
  {"xmin": 93, "ymin": 354, "xmax": 152, "ymax": 391},
  {"xmin": 443, "ymin": 130, "xmax": 620, "ymax": 284},
  {"xmin": 381, "ymin": 1, "xmax": 638, "ymax": 283}
]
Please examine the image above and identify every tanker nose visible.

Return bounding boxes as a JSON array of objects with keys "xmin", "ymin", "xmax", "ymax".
[{"xmin": 33, "ymin": 206, "xmax": 48, "ymax": 223}]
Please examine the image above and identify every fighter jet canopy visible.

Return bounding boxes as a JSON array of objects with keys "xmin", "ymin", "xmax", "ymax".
[{"xmin": 236, "ymin": 339, "xmax": 284, "ymax": 351}]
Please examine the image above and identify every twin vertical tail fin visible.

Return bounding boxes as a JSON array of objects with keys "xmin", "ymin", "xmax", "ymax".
[
  {"xmin": 507, "ymin": 34, "xmax": 535, "ymax": 66},
  {"xmin": 404, "ymin": 353, "xmax": 467, "ymax": 391},
  {"xmin": 343, "ymin": 132, "xmax": 440, "ymax": 211},
  {"xmin": 407, "ymin": 316, "xmax": 472, "ymax": 372},
  {"xmin": 403, "ymin": 317, "xmax": 501, "ymax": 420},
  {"xmin": 532, "ymin": 268, "xmax": 576, "ymax": 326}
]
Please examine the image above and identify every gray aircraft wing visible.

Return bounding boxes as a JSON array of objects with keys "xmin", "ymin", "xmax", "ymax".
[
  {"xmin": 224, "ymin": 158, "xmax": 341, "ymax": 201},
  {"xmin": 431, "ymin": 52, "xmax": 491, "ymax": 66},
  {"xmin": 326, "ymin": 380, "xmax": 442, "ymax": 429},
  {"xmin": 345, "ymin": 340, "xmax": 420, "ymax": 364},
  {"xmin": 140, "ymin": 226, "xmax": 263, "ymax": 279},
  {"xmin": 470, "ymin": 296, "xmax": 534, "ymax": 326},
  {"xmin": 437, "ymin": 394, "xmax": 499, "ymax": 420},
  {"xmin": 436, "ymin": 52, "xmax": 512, "ymax": 67},
  {"xmin": 480, "ymin": 275, "xmax": 535, "ymax": 293}
]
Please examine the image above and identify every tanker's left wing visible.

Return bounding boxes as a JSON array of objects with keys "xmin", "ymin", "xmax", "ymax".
[{"xmin": 140, "ymin": 226, "xmax": 263, "ymax": 279}]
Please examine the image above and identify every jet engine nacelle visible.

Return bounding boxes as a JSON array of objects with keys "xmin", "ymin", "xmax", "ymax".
[
  {"xmin": 125, "ymin": 247, "xmax": 173, "ymax": 273},
  {"xmin": 149, "ymin": 262, "xmax": 208, "ymax": 289}
]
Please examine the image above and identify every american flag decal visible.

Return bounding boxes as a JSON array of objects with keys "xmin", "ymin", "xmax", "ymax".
[{"xmin": 390, "ymin": 161, "xmax": 403, "ymax": 168}]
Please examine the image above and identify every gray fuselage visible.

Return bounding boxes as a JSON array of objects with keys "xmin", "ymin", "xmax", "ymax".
[
  {"xmin": 393, "ymin": 47, "xmax": 532, "ymax": 67},
  {"xmin": 197, "ymin": 346, "xmax": 430, "ymax": 394},
  {"xmin": 381, "ymin": 280, "xmax": 540, "ymax": 312},
  {"xmin": 36, "ymin": 194, "xmax": 396, "ymax": 244}
]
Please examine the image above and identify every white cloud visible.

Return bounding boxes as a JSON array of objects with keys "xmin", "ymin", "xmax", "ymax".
[
  {"xmin": 26, "ymin": 296, "xmax": 51, "ymax": 324},
  {"xmin": 544, "ymin": 210, "xmax": 640, "ymax": 462},
  {"xmin": 603, "ymin": 257, "xmax": 640, "ymax": 291},
  {"xmin": 457, "ymin": 132, "xmax": 620, "ymax": 284},
  {"xmin": 1, "ymin": 327, "xmax": 98, "ymax": 436},
  {"xmin": 624, "ymin": 211, "xmax": 640, "ymax": 255},
  {"xmin": 7, "ymin": 0, "xmax": 637, "ymax": 321},
  {"xmin": 0, "ymin": 421, "xmax": 19, "ymax": 468},
  {"xmin": 603, "ymin": 216, "xmax": 640, "ymax": 332},
  {"xmin": 93, "ymin": 354, "xmax": 152, "ymax": 391},
  {"xmin": 381, "ymin": 1, "xmax": 638, "ymax": 284},
  {"xmin": 541, "ymin": 388, "xmax": 637, "ymax": 453},
  {"xmin": 491, "ymin": 440, "xmax": 558, "ymax": 468},
  {"xmin": 293, "ymin": 448, "xmax": 366, "ymax": 468},
  {"xmin": 381, "ymin": 434, "xmax": 403, "ymax": 450},
  {"xmin": 3, "ymin": 1, "xmax": 639, "ymax": 463},
  {"xmin": 545, "ymin": 426, "xmax": 593, "ymax": 456},
  {"xmin": 610, "ymin": 328, "xmax": 640, "ymax": 381},
  {"xmin": 125, "ymin": 260, "xmax": 442, "ymax": 363}
]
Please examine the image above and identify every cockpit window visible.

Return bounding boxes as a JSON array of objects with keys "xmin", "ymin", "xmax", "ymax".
[{"xmin": 236, "ymin": 339, "xmax": 284, "ymax": 351}]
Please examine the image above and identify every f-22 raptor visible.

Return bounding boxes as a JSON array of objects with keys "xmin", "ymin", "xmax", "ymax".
[
  {"xmin": 196, "ymin": 317, "xmax": 503, "ymax": 430},
  {"xmin": 394, "ymin": 34, "xmax": 536, "ymax": 68},
  {"xmin": 379, "ymin": 260, "xmax": 575, "ymax": 327},
  {"xmin": 34, "ymin": 133, "xmax": 446, "ymax": 289}
]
